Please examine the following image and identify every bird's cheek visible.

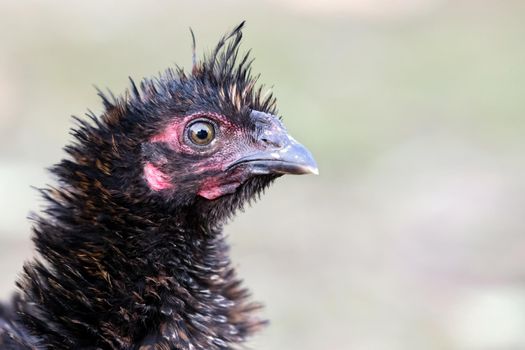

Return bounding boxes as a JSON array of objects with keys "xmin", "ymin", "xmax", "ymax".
[
  {"xmin": 197, "ymin": 178, "xmax": 240, "ymax": 200},
  {"xmin": 197, "ymin": 169, "xmax": 247, "ymax": 200},
  {"xmin": 144, "ymin": 162, "xmax": 174, "ymax": 191},
  {"xmin": 198, "ymin": 183, "xmax": 238, "ymax": 200}
]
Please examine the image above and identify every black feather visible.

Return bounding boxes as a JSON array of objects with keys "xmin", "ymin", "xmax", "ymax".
[{"xmin": 1, "ymin": 23, "xmax": 281, "ymax": 349}]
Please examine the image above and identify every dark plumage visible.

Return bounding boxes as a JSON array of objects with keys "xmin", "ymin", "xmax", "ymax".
[{"xmin": 0, "ymin": 22, "xmax": 317, "ymax": 349}]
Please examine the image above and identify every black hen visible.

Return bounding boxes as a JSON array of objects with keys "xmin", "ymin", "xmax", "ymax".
[{"xmin": 0, "ymin": 23, "xmax": 317, "ymax": 349}]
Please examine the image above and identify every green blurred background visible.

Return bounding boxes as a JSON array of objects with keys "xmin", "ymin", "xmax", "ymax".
[{"xmin": 1, "ymin": 0, "xmax": 525, "ymax": 349}]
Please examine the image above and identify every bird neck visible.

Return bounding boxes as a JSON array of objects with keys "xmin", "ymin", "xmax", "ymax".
[{"xmin": 19, "ymin": 196, "xmax": 264, "ymax": 349}]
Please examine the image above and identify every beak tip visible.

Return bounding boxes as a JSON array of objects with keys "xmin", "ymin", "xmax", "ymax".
[{"xmin": 302, "ymin": 153, "xmax": 319, "ymax": 176}]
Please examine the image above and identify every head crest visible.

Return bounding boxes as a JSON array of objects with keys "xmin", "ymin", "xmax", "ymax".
[
  {"xmin": 103, "ymin": 22, "xmax": 276, "ymax": 118},
  {"xmin": 191, "ymin": 21, "xmax": 277, "ymax": 114}
]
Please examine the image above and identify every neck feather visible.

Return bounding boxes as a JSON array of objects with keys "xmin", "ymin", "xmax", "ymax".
[{"xmin": 16, "ymin": 182, "xmax": 264, "ymax": 349}]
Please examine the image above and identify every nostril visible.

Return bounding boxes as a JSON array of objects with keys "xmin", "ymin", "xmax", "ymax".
[{"xmin": 260, "ymin": 137, "xmax": 281, "ymax": 148}]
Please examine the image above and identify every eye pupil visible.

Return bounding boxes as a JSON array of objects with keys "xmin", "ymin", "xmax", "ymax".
[
  {"xmin": 196, "ymin": 129, "xmax": 208, "ymax": 140},
  {"xmin": 188, "ymin": 121, "xmax": 215, "ymax": 146}
]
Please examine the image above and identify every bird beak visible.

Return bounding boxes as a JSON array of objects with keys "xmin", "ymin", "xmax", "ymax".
[
  {"xmin": 227, "ymin": 112, "xmax": 319, "ymax": 176},
  {"xmin": 234, "ymin": 136, "xmax": 319, "ymax": 176}
]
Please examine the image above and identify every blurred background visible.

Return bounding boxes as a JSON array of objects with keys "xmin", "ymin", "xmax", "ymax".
[{"xmin": 1, "ymin": 0, "xmax": 525, "ymax": 349}]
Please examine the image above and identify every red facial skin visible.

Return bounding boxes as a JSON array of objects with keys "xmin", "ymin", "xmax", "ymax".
[
  {"xmin": 150, "ymin": 112, "xmax": 236, "ymax": 153},
  {"xmin": 145, "ymin": 112, "xmax": 250, "ymax": 200},
  {"xmin": 197, "ymin": 176, "xmax": 242, "ymax": 200},
  {"xmin": 144, "ymin": 162, "xmax": 173, "ymax": 191}
]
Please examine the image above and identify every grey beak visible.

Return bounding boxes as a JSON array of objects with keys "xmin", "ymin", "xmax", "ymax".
[
  {"xmin": 237, "ymin": 136, "xmax": 319, "ymax": 176},
  {"xmin": 227, "ymin": 111, "xmax": 319, "ymax": 176}
]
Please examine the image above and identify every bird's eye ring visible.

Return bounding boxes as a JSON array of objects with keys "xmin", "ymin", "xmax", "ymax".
[{"xmin": 187, "ymin": 120, "xmax": 215, "ymax": 146}]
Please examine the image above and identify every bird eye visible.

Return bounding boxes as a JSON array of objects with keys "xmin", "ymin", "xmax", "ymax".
[{"xmin": 187, "ymin": 121, "xmax": 215, "ymax": 146}]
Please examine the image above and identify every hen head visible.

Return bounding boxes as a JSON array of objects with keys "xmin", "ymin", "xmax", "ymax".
[{"xmin": 67, "ymin": 22, "xmax": 317, "ymax": 225}]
